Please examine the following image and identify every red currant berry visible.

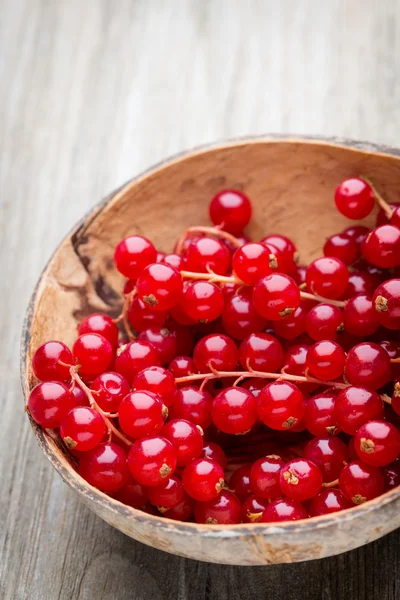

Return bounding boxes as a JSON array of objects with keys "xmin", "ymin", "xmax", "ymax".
[
  {"xmin": 334, "ymin": 386, "xmax": 384, "ymax": 435},
  {"xmin": 229, "ymin": 464, "xmax": 252, "ymax": 501},
  {"xmin": 111, "ymin": 474, "xmax": 149, "ymax": 507},
  {"xmin": 201, "ymin": 442, "xmax": 227, "ymax": 469},
  {"xmin": 114, "ymin": 235, "xmax": 157, "ymax": 279},
  {"xmin": 309, "ymin": 489, "xmax": 352, "ymax": 516},
  {"xmin": 194, "ymin": 490, "xmax": 241, "ymax": 524},
  {"xmin": 373, "ymin": 279, "xmax": 400, "ymax": 330},
  {"xmin": 72, "ymin": 333, "xmax": 113, "ymax": 378},
  {"xmin": 168, "ymin": 355, "xmax": 196, "ymax": 379},
  {"xmin": 324, "ymin": 233, "xmax": 358, "ymax": 265},
  {"xmin": 250, "ymin": 455, "xmax": 285, "ymax": 499},
  {"xmin": 273, "ymin": 304, "xmax": 307, "ymax": 340},
  {"xmin": 119, "ymin": 390, "xmax": 166, "ymax": 438},
  {"xmin": 232, "ymin": 243, "xmax": 273, "ymax": 284},
  {"xmin": 260, "ymin": 234, "xmax": 297, "ymax": 274},
  {"xmin": 161, "ymin": 418, "xmax": 203, "ymax": 466},
  {"xmin": 78, "ymin": 313, "xmax": 119, "ymax": 347},
  {"xmin": 241, "ymin": 495, "xmax": 269, "ymax": 523},
  {"xmin": 60, "ymin": 406, "xmax": 106, "ymax": 451},
  {"xmin": 239, "ymin": 332, "xmax": 283, "ymax": 373},
  {"xmin": 354, "ymin": 420, "xmax": 400, "ymax": 467},
  {"xmin": 193, "ymin": 334, "xmax": 238, "ymax": 373},
  {"xmin": 306, "ymin": 257, "xmax": 349, "ymax": 300},
  {"xmin": 182, "ymin": 458, "xmax": 224, "ymax": 501},
  {"xmin": 209, "ymin": 189, "xmax": 252, "ymax": 234},
  {"xmin": 304, "ymin": 390, "xmax": 339, "ymax": 436},
  {"xmin": 306, "ymin": 341, "xmax": 345, "ymax": 381},
  {"xmin": 334, "ymin": 178, "xmax": 374, "ymax": 219},
  {"xmin": 253, "ymin": 273, "xmax": 300, "ymax": 320},
  {"xmin": 136, "ymin": 263, "xmax": 183, "ymax": 311},
  {"xmin": 222, "ymin": 288, "xmax": 267, "ymax": 340},
  {"xmin": 170, "ymin": 386, "xmax": 213, "ymax": 428},
  {"xmin": 28, "ymin": 381, "xmax": 76, "ymax": 428},
  {"xmin": 282, "ymin": 344, "xmax": 319, "ymax": 394},
  {"xmin": 343, "ymin": 294, "xmax": 379, "ymax": 336},
  {"xmin": 79, "ymin": 442, "xmax": 129, "ymax": 492},
  {"xmin": 343, "ymin": 224, "xmax": 371, "ymax": 245},
  {"xmin": 261, "ymin": 498, "xmax": 307, "ymax": 522},
  {"xmin": 339, "ymin": 460, "xmax": 384, "ymax": 504},
  {"xmin": 240, "ymin": 377, "xmax": 266, "ymax": 400},
  {"xmin": 127, "ymin": 295, "xmax": 168, "ymax": 332},
  {"xmin": 280, "ymin": 458, "xmax": 323, "ymax": 501},
  {"xmin": 292, "ymin": 265, "xmax": 307, "ymax": 286},
  {"xmin": 138, "ymin": 327, "xmax": 177, "ymax": 364},
  {"xmin": 303, "ymin": 437, "xmax": 348, "ymax": 482},
  {"xmin": 133, "ymin": 366, "xmax": 177, "ymax": 407},
  {"xmin": 163, "ymin": 492, "xmax": 195, "ymax": 521},
  {"xmin": 115, "ymin": 340, "xmax": 160, "ymax": 381},
  {"xmin": 71, "ymin": 385, "xmax": 89, "ymax": 407},
  {"xmin": 306, "ymin": 304, "xmax": 343, "ymax": 341},
  {"xmin": 345, "ymin": 342, "xmax": 392, "ymax": 390},
  {"xmin": 341, "ymin": 271, "xmax": 381, "ymax": 300},
  {"xmin": 148, "ymin": 475, "xmax": 185, "ymax": 510},
  {"xmin": 258, "ymin": 382, "xmax": 305, "ymax": 430},
  {"xmin": 383, "ymin": 460, "xmax": 400, "ymax": 490},
  {"xmin": 182, "ymin": 281, "xmax": 224, "ymax": 323},
  {"xmin": 361, "ymin": 225, "xmax": 400, "ymax": 269},
  {"xmin": 376, "ymin": 202, "xmax": 400, "ymax": 226},
  {"xmin": 211, "ymin": 387, "xmax": 258, "ymax": 435},
  {"xmin": 185, "ymin": 237, "xmax": 230, "ymax": 275},
  {"xmin": 32, "ymin": 341, "xmax": 73, "ymax": 382},
  {"xmin": 90, "ymin": 372, "xmax": 130, "ymax": 413},
  {"xmin": 128, "ymin": 435, "xmax": 177, "ymax": 487},
  {"xmin": 162, "ymin": 253, "xmax": 184, "ymax": 271}
]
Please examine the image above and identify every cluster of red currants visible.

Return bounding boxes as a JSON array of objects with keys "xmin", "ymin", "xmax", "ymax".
[{"xmin": 27, "ymin": 178, "xmax": 400, "ymax": 525}]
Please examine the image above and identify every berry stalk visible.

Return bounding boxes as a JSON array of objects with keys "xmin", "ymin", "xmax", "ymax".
[
  {"xmin": 360, "ymin": 175, "xmax": 394, "ymax": 220},
  {"xmin": 175, "ymin": 226, "xmax": 242, "ymax": 254}
]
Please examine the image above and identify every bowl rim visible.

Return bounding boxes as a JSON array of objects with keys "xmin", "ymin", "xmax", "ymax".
[{"xmin": 20, "ymin": 133, "xmax": 400, "ymax": 539}]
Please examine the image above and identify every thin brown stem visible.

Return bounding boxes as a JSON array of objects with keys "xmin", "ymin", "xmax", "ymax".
[
  {"xmin": 322, "ymin": 479, "xmax": 339, "ymax": 488},
  {"xmin": 381, "ymin": 393, "xmax": 392, "ymax": 405},
  {"xmin": 175, "ymin": 226, "xmax": 242, "ymax": 255},
  {"xmin": 360, "ymin": 175, "xmax": 394, "ymax": 220},
  {"xmin": 299, "ymin": 291, "xmax": 346, "ymax": 308}
]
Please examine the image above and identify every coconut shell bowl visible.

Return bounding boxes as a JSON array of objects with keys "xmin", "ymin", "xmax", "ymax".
[{"xmin": 21, "ymin": 136, "xmax": 400, "ymax": 565}]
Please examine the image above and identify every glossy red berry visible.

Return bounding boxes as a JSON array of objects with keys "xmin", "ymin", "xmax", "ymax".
[
  {"xmin": 241, "ymin": 495, "xmax": 269, "ymax": 523},
  {"xmin": 60, "ymin": 406, "xmax": 106, "ymax": 451},
  {"xmin": 324, "ymin": 233, "xmax": 358, "ymax": 265},
  {"xmin": 163, "ymin": 492, "xmax": 195, "ymax": 521},
  {"xmin": 79, "ymin": 442, "xmax": 129, "ymax": 492},
  {"xmin": 261, "ymin": 498, "xmax": 307, "ymax": 522},
  {"xmin": 136, "ymin": 263, "xmax": 183, "ymax": 311},
  {"xmin": 354, "ymin": 420, "xmax": 400, "ymax": 467},
  {"xmin": 168, "ymin": 356, "xmax": 196, "ymax": 379},
  {"xmin": 71, "ymin": 385, "xmax": 89, "ymax": 407},
  {"xmin": 260, "ymin": 234, "xmax": 297, "ymax": 274},
  {"xmin": 280, "ymin": 458, "xmax": 323, "ymax": 501},
  {"xmin": 339, "ymin": 460, "xmax": 384, "ymax": 504},
  {"xmin": 306, "ymin": 257, "xmax": 349, "ymax": 300},
  {"xmin": 239, "ymin": 332, "xmax": 283, "ymax": 373},
  {"xmin": 304, "ymin": 390, "xmax": 338, "ymax": 437},
  {"xmin": 306, "ymin": 341, "xmax": 345, "ymax": 381},
  {"xmin": 373, "ymin": 279, "xmax": 400, "ymax": 330},
  {"xmin": 273, "ymin": 304, "xmax": 307, "ymax": 340},
  {"xmin": 250, "ymin": 455, "xmax": 285, "ymax": 499},
  {"xmin": 253, "ymin": 273, "xmax": 300, "ymax": 320},
  {"xmin": 194, "ymin": 490, "xmax": 241, "ymax": 524},
  {"xmin": 303, "ymin": 437, "xmax": 349, "ymax": 482},
  {"xmin": 209, "ymin": 189, "xmax": 252, "ymax": 234},
  {"xmin": 148, "ymin": 475, "xmax": 185, "ymax": 510},
  {"xmin": 343, "ymin": 294, "xmax": 379, "ymax": 336},
  {"xmin": 306, "ymin": 304, "xmax": 343, "ymax": 341},
  {"xmin": 185, "ymin": 237, "xmax": 230, "ymax": 275},
  {"xmin": 309, "ymin": 489, "xmax": 352, "ymax": 516},
  {"xmin": 201, "ymin": 443, "xmax": 227, "ymax": 469},
  {"xmin": 78, "ymin": 313, "xmax": 119, "ymax": 347},
  {"xmin": 28, "ymin": 381, "xmax": 76, "ymax": 428},
  {"xmin": 229, "ymin": 464, "xmax": 252, "ymax": 501},
  {"xmin": 361, "ymin": 225, "xmax": 400, "ymax": 268},
  {"xmin": 128, "ymin": 435, "xmax": 177, "ymax": 487},
  {"xmin": 345, "ymin": 342, "xmax": 392, "ymax": 390},
  {"xmin": 161, "ymin": 418, "xmax": 203, "ymax": 466},
  {"xmin": 72, "ymin": 333, "xmax": 113, "ymax": 378},
  {"xmin": 90, "ymin": 371, "xmax": 130, "ymax": 413},
  {"xmin": 341, "ymin": 270, "xmax": 381, "ymax": 300},
  {"xmin": 334, "ymin": 386, "xmax": 384, "ymax": 435},
  {"xmin": 212, "ymin": 387, "xmax": 258, "ymax": 434},
  {"xmin": 334, "ymin": 178, "xmax": 375, "ymax": 219},
  {"xmin": 111, "ymin": 474, "xmax": 149, "ymax": 508},
  {"xmin": 383, "ymin": 460, "xmax": 400, "ymax": 490},
  {"xmin": 114, "ymin": 235, "xmax": 157, "ymax": 279},
  {"xmin": 32, "ymin": 341, "xmax": 73, "ymax": 382},
  {"xmin": 170, "ymin": 386, "xmax": 213, "ymax": 429},
  {"xmin": 282, "ymin": 344, "xmax": 318, "ymax": 394},
  {"xmin": 376, "ymin": 202, "xmax": 400, "ymax": 226},
  {"xmin": 127, "ymin": 295, "xmax": 168, "ymax": 332},
  {"xmin": 182, "ymin": 281, "xmax": 224, "ymax": 323},
  {"xmin": 258, "ymin": 382, "xmax": 305, "ymax": 430},
  {"xmin": 222, "ymin": 288, "xmax": 267, "ymax": 340},
  {"xmin": 162, "ymin": 253, "xmax": 184, "ymax": 271},
  {"xmin": 115, "ymin": 340, "xmax": 160, "ymax": 381},
  {"xmin": 343, "ymin": 224, "xmax": 371, "ymax": 245},
  {"xmin": 182, "ymin": 458, "xmax": 224, "ymax": 501},
  {"xmin": 133, "ymin": 366, "xmax": 177, "ymax": 407},
  {"xmin": 138, "ymin": 327, "xmax": 177, "ymax": 364},
  {"xmin": 232, "ymin": 243, "xmax": 273, "ymax": 284},
  {"xmin": 119, "ymin": 390, "xmax": 166, "ymax": 438},
  {"xmin": 193, "ymin": 334, "xmax": 238, "ymax": 373}
]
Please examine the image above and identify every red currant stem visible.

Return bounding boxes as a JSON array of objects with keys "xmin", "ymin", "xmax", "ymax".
[
  {"xmin": 299, "ymin": 291, "xmax": 345, "ymax": 308},
  {"xmin": 359, "ymin": 175, "xmax": 394, "ymax": 219},
  {"xmin": 175, "ymin": 368, "xmax": 349, "ymax": 389},
  {"xmin": 380, "ymin": 393, "xmax": 392, "ymax": 405},
  {"xmin": 391, "ymin": 357, "xmax": 400, "ymax": 364},
  {"xmin": 69, "ymin": 366, "xmax": 132, "ymax": 446},
  {"xmin": 322, "ymin": 479, "xmax": 339, "ymax": 488},
  {"xmin": 122, "ymin": 290, "xmax": 137, "ymax": 341},
  {"xmin": 180, "ymin": 270, "xmax": 243, "ymax": 285},
  {"xmin": 175, "ymin": 226, "xmax": 242, "ymax": 255}
]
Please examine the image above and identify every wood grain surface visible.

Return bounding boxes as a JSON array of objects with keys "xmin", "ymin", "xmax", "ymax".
[{"xmin": 1, "ymin": 0, "xmax": 400, "ymax": 598}]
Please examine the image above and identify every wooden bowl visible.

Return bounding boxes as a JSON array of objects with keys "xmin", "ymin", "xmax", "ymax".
[{"xmin": 21, "ymin": 136, "xmax": 400, "ymax": 565}]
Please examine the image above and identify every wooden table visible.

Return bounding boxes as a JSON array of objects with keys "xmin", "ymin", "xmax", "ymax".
[{"xmin": 1, "ymin": 1, "xmax": 400, "ymax": 598}]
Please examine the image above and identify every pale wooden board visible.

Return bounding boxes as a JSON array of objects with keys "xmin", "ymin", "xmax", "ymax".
[{"xmin": 1, "ymin": 0, "xmax": 400, "ymax": 598}]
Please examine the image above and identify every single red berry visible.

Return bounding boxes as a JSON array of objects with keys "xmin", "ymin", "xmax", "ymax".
[
  {"xmin": 282, "ymin": 344, "xmax": 319, "ymax": 394},
  {"xmin": 138, "ymin": 326, "xmax": 177, "ymax": 364},
  {"xmin": 32, "ymin": 341, "xmax": 73, "ymax": 382},
  {"xmin": 209, "ymin": 189, "xmax": 252, "ymax": 234},
  {"xmin": 185, "ymin": 237, "xmax": 231, "ymax": 275},
  {"xmin": 211, "ymin": 387, "xmax": 258, "ymax": 435},
  {"xmin": 309, "ymin": 489, "xmax": 352, "ymax": 516},
  {"xmin": 260, "ymin": 234, "xmax": 297, "ymax": 274},
  {"xmin": 201, "ymin": 442, "xmax": 227, "ymax": 469},
  {"xmin": 343, "ymin": 224, "xmax": 371, "ymax": 246},
  {"xmin": 334, "ymin": 178, "xmax": 375, "ymax": 219},
  {"xmin": 182, "ymin": 281, "xmax": 224, "ymax": 323},
  {"xmin": 303, "ymin": 437, "xmax": 349, "ymax": 482},
  {"xmin": 168, "ymin": 355, "xmax": 196, "ymax": 379},
  {"xmin": 182, "ymin": 458, "xmax": 224, "ymax": 501},
  {"xmin": 119, "ymin": 390, "xmax": 166, "ymax": 438},
  {"xmin": 343, "ymin": 294, "xmax": 379, "ymax": 336},
  {"xmin": 194, "ymin": 490, "xmax": 241, "ymax": 524},
  {"xmin": 253, "ymin": 273, "xmax": 300, "ymax": 320},
  {"xmin": 60, "ymin": 406, "xmax": 106, "ymax": 451},
  {"xmin": 136, "ymin": 263, "xmax": 183, "ymax": 311},
  {"xmin": 345, "ymin": 342, "xmax": 392, "ymax": 390},
  {"xmin": 324, "ymin": 233, "xmax": 359, "ymax": 265},
  {"xmin": 306, "ymin": 257, "xmax": 349, "ymax": 300},
  {"xmin": 306, "ymin": 304, "xmax": 343, "ymax": 341},
  {"xmin": 115, "ymin": 340, "xmax": 160, "ymax": 381},
  {"xmin": 163, "ymin": 492, "xmax": 195, "ymax": 521},
  {"xmin": 72, "ymin": 333, "xmax": 113, "ymax": 378},
  {"xmin": 232, "ymin": 243, "xmax": 273, "ymax": 284},
  {"xmin": 114, "ymin": 235, "xmax": 157, "ymax": 279},
  {"xmin": 273, "ymin": 304, "xmax": 307, "ymax": 340},
  {"xmin": 28, "ymin": 381, "xmax": 76, "ymax": 428},
  {"xmin": 379, "ymin": 340, "xmax": 400, "ymax": 380},
  {"xmin": 241, "ymin": 495, "xmax": 269, "ymax": 523},
  {"xmin": 222, "ymin": 288, "xmax": 267, "ymax": 340},
  {"xmin": 170, "ymin": 386, "xmax": 213, "ymax": 429},
  {"xmin": 354, "ymin": 420, "xmax": 400, "ymax": 467},
  {"xmin": 250, "ymin": 455, "xmax": 285, "ymax": 499},
  {"xmin": 280, "ymin": 458, "xmax": 323, "ymax": 501},
  {"xmin": 133, "ymin": 366, "xmax": 177, "ymax": 407},
  {"xmin": 258, "ymin": 382, "xmax": 305, "ymax": 430},
  {"xmin": 128, "ymin": 435, "xmax": 177, "ymax": 487},
  {"xmin": 79, "ymin": 442, "xmax": 129, "ymax": 492},
  {"xmin": 240, "ymin": 377, "xmax": 266, "ymax": 400},
  {"xmin": 304, "ymin": 390, "xmax": 339, "ymax": 437},
  {"xmin": 339, "ymin": 460, "xmax": 384, "ymax": 504},
  {"xmin": 341, "ymin": 270, "xmax": 381, "ymax": 300},
  {"xmin": 292, "ymin": 265, "xmax": 307, "ymax": 286},
  {"xmin": 382, "ymin": 460, "xmax": 400, "ymax": 490},
  {"xmin": 306, "ymin": 341, "xmax": 345, "ymax": 381},
  {"xmin": 162, "ymin": 253, "xmax": 184, "ymax": 271},
  {"xmin": 334, "ymin": 386, "xmax": 384, "ymax": 435},
  {"xmin": 161, "ymin": 418, "xmax": 203, "ymax": 466},
  {"xmin": 111, "ymin": 474, "xmax": 149, "ymax": 508},
  {"xmin": 361, "ymin": 225, "xmax": 400, "ymax": 269},
  {"xmin": 227, "ymin": 464, "xmax": 252, "ymax": 501},
  {"xmin": 90, "ymin": 371, "xmax": 130, "ymax": 413},
  {"xmin": 78, "ymin": 313, "xmax": 119, "ymax": 347},
  {"xmin": 376, "ymin": 202, "xmax": 400, "ymax": 226},
  {"xmin": 127, "ymin": 295, "xmax": 168, "ymax": 332},
  {"xmin": 148, "ymin": 475, "xmax": 185, "ymax": 510},
  {"xmin": 261, "ymin": 498, "xmax": 307, "ymax": 522},
  {"xmin": 193, "ymin": 333, "xmax": 238, "ymax": 373},
  {"xmin": 71, "ymin": 385, "xmax": 89, "ymax": 407},
  {"xmin": 223, "ymin": 232, "xmax": 251, "ymax": 255},
  {"xmin": 239, "ymin": 332, "xmax": 283, "ymax": 373},
  {"xmin": 373, "ymin": 279, "xmax": 400, "ymax": 330}
]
